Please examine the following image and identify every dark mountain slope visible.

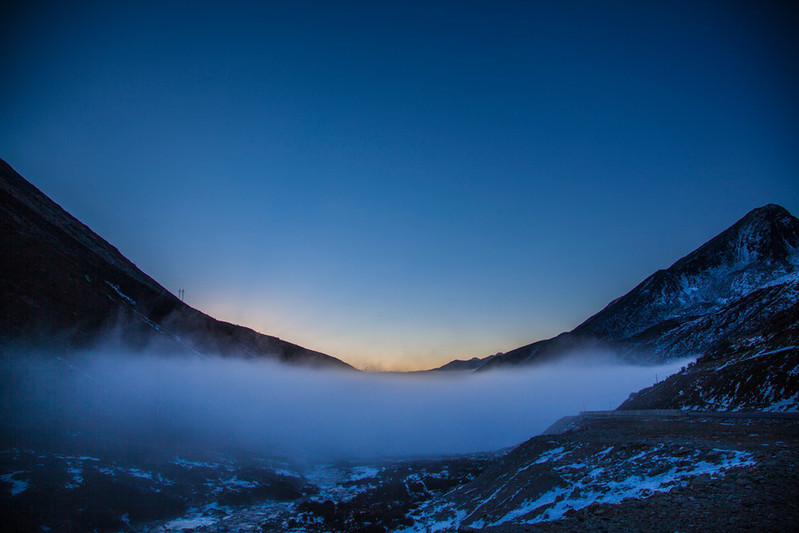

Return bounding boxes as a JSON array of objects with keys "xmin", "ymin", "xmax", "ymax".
[
  {"xmin": 429, "ymin": 354, "xmax": 500, "ymax": 372},
  {"xmin": 477, "ymin": 204, "xmax": 799, "ymax": 371},
  {"xmin": 0, "ymin": 158, "xmax": 353, "ymax": 369},
  {"xmin": 620, "ymin": 276, "xmax": 799, "ymax": 411},
  {"xmin": 477, "ymin": 332, "xmax": 616, "ymax": 370}
]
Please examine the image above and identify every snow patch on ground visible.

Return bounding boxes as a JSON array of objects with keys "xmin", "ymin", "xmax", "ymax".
[
  {"xmin": 533, "ymin": 446, "xmax": 568, "ymax": 464},
  {"xmin": 65, "ymin": 466, "xmax": 83, "ymax": 489},
  {"xmin": 347, "ymin": 465, "xmax": 382, "ymax": 481},
  {"xmin": 171, "ymin": 458, "xmax": 228, "ymax": 470},
  {"xmin": 498, "ymin": 449, "xmax": 755, "ymax": 527},
  {"xmin": 1, "ymin": 471, "xmax": 29, "ymax": 496},
  {"xmin": 164, "ymin": 516, "xmax": 217, "ymax": 530},
  {"xmin": 403, "ymin": 444, "xmax": 756, "ymax": 531},
  {"xmin": 303, "ymin": 463, "xmax": 382, "ymax": 502}
]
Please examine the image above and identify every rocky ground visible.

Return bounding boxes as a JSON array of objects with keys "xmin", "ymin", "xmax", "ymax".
[
  {"xmin": 472, "ymin": 414, "xmax": 799, "ymax": 532},
  {"xmin": 2, "ymin": 413, "xmax": 796, "ymax": 532},
  {"xmin": 0, "ymin": 445, "xmax": 495, "ymax": 533}
]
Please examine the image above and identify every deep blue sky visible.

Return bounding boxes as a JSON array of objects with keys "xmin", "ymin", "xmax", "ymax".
[{"xmin": 2, "ymin": 1, "xmax": 797, "ymax": 370}]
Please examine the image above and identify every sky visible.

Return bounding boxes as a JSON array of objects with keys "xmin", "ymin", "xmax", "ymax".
[{"xmin": 1, "ymin": 1, "xmax": 797, "ymax": 370}]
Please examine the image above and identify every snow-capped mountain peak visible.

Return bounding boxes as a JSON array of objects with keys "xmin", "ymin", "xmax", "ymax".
[{"xmin": 574, "ymin": 204, "xmax": 799, "ymax": 344}]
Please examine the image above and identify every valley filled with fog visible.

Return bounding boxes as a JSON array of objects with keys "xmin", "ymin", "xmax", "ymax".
[{"xmin": 1, "ymin": 350, "xmax": 690, "ymax": 460}]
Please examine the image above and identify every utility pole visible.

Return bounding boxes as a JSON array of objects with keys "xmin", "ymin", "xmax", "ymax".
[{"xmin": 178, "ymin": 289, "xmax": 184, "ymax": 301}]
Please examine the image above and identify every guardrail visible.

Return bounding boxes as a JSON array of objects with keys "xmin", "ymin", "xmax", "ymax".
[{"xmin": 581, "ymin": 409, "xmax": 799, "ymax": 420}]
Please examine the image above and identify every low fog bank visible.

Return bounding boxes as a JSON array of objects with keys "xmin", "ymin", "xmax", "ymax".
[{"xmin": 1, "ymin": 350, "xmax": 690, "ymax": 460}]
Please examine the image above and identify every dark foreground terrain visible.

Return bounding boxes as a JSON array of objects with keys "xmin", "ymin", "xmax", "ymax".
[
  {"xmin": 468, "ymin": 413, "xmax": 799, "ymax": 533},
  {"xmin": 2, "ymin": 413, "xmax": 796, "ymax": 532}
]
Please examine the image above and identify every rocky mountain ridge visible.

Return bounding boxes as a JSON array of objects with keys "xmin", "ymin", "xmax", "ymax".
[{"xmin": 465, "ymin": 204, "xmax": 799, "ymax": 371}]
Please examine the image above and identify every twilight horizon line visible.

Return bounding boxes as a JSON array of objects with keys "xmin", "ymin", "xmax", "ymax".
[
  {"xmin": 3, "ymin": 155, "xmax": 797, "ymax": 372},
  {"xmin": 198, "ymin": 202, "xmax": 797, "ymax": 372}
]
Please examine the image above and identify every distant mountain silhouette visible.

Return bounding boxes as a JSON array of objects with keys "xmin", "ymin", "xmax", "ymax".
[
  {"xmin": 455, "ymin": 203, "xmax": 799, "ymax": 371},
  {"xmin": 0, "ymin": 158, "xmax": 353, "ymax": 369},
  {"xmin": 430, "ymin": 354, "xmax": 500, "ymax": 372}
]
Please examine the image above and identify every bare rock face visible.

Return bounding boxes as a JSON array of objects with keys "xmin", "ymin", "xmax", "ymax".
[{"xmin": 0, "ymin": 158, "xmax": 352, "ymax": 369}]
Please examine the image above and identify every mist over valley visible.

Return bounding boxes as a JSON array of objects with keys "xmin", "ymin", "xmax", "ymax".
[{"xmin": 1, "ymin": 349, "xmax": 690, "ymax": 460}]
